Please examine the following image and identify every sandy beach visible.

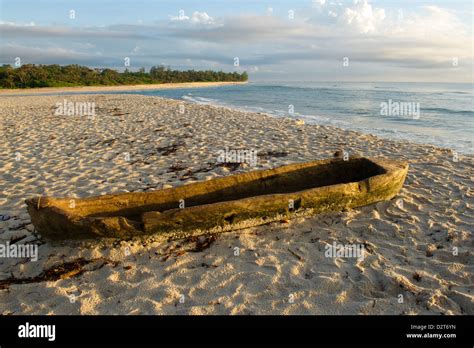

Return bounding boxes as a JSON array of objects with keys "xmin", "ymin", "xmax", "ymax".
[
  {"xmin": 0, "ymin": 94, "xmax": 472, "ymax": 315},
  {"xmin": 0, "ymin": 81, "xmax": 248, "ymax": 96}
]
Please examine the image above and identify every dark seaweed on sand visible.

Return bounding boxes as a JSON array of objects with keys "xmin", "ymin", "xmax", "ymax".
[{"xmin": 0, "ymin": 257, "xmax": 119, "ymax": 290}]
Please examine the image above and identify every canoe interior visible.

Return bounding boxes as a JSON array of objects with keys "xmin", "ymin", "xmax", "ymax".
[{"xmin": 65, "ymin": 157, "xmax": 386, "ymax": 221}]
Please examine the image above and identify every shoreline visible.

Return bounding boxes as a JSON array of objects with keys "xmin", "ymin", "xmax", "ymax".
[
  {"xmin": 185, "ymin": 101, "xmax": 470, "ymax": 156},
  {"xmin": 5, "ymin": 90, "xmax": 466, "ymax": 156},
  {"xmin": 0, "ymin": 94, "xmax": 471, "ymax": 315},
  {"xmin": 3, "ymin": 81, "xmax": 470, "ymax": 156},
  {"xmin": 0, "ymin": 81, "xmax": 248, "ymax": 95}
]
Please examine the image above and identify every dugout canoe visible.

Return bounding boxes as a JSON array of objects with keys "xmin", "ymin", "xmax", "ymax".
[{"xmin": 25, "ymin": 157, "xmax": 408, "ymax": 240}]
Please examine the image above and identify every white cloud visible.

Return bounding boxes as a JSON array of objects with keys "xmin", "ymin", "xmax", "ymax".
[
  {"xmin": 312, "ymin": 0, "xmax": 326, "ymax": 7},
  {"xmin": 338, "ymin": 0, "xmax": 386, "ymax": 33},
  {"xmin": 0, "ymin": 20, "xmax": 35, "ymax": 27},
  {"xmin": 190, "ymin": 12, "xmax": 214, "ymax": 24},
  {"xmin": 170, "ymin": 14, "xmax": 189, "ymax": 21},
  {"xmin": 169, "ymin": 11, "xmax": 214, "ymax": 25}
]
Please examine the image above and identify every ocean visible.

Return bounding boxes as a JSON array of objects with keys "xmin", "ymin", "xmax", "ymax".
[{"xmin": 116, "ymin": 81, "xmax": 473, "ymax": 154}]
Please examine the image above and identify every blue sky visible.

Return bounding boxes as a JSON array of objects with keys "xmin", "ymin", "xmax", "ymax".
[{"xmin": 1, "ymin": 0, "xmax": 472, "ymax": 82}]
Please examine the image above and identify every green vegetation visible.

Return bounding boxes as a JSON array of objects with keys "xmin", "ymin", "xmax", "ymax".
[{"xmin": 0, "ymin": 64, "xmax": 248, "ymax": 89}]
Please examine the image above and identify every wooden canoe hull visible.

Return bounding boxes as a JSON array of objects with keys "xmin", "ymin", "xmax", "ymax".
[{"xmin": 25, "ymin": 157, "xmax": 408, "ymax": 240}]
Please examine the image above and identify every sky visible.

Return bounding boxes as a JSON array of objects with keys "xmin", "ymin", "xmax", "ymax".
[{"xmin": 0, "ymin": 0, "xmax": 472, "ymax": 82}]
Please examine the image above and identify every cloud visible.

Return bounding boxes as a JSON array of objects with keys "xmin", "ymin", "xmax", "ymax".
[
  {"xmin": 0, "ymin": 43, "xmax": 105, "ymax": 65},
  {"xmin": 169, "ymin": 11, "xmax": 215, "ymax": 26},
  {"xmin": 0, "ymin": 1, "xmax": 471, "ymax": 82},
  {"xmin": 338, "ymin": 0, "xmax": 386, "ymax": 33},
  {"xmin": 189, "ymin": 12, "xmax": 214, "ymax": 25},
  {"xmin": 312, "ymin": 0, "xmax": 326, "ymax": 8},
  {"xmin": 0, "ymin": 22, "xmax": 147, "ymax": 39}
]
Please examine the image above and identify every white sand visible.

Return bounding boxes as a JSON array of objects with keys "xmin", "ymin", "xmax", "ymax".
[{"xmin": 0, "ymin": 94, "xmax": 472, "ymax": 315}]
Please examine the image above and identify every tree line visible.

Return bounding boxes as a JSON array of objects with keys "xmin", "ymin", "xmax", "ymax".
[{"xmin": 0, "ymin": 64, "xmax": 248, "ymax": 88}]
